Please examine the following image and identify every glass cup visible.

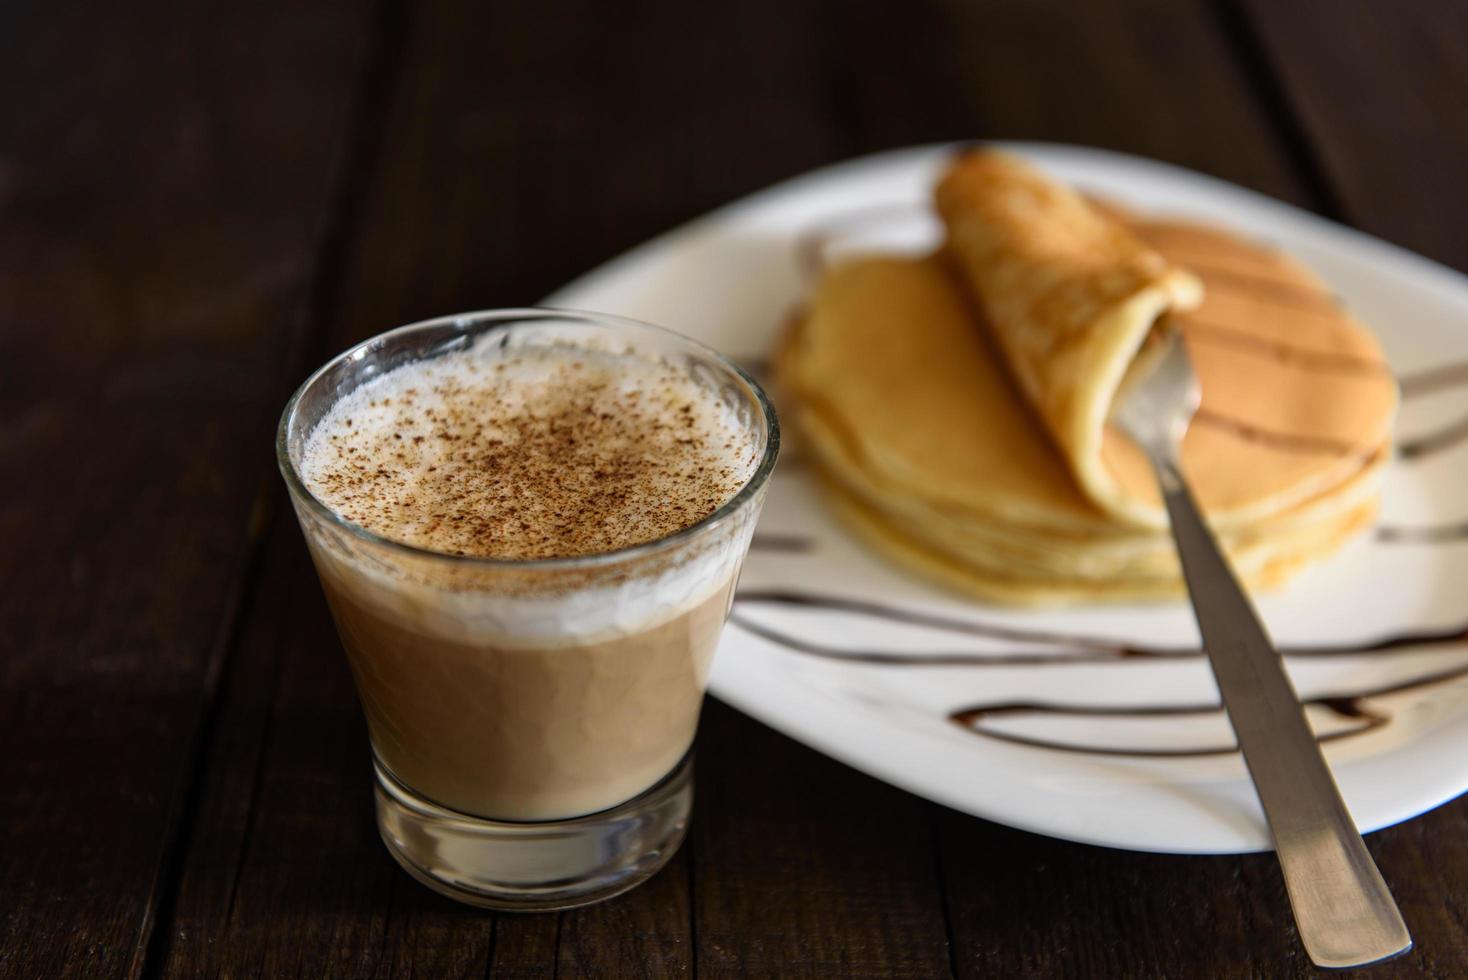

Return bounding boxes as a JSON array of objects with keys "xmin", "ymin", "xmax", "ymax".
[{"xmin": 277, "ymin": 309, "xmax": 778, "ymax": 910}]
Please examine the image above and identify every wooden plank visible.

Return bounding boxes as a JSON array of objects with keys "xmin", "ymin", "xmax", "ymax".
[
  {"xmin": 1360, "ymin": 805, "xmax": 1468, "ymax": 978},
  {"xmin": 692, "ymin": 702, "xmax": 953, "ymax": 979},
  {"xmin": 936, "ymin": 807, "xmax": 1314, "ymax": 977},
  {"xmin": 0, "ymin": 1, "xmax": 369, "ymax": 977},
  {"xmin": 485, "ymin": 916, "xmax": 563, "ymax": 979},
  {"xmin": 333, "ymin": 0, "xmax": 843, "ymax": 335},
  {"xmin": 941, "ymin": 798, "xmax": 1467, "ymax": 978},
  {"xmin": 1240, "ymin": 0, "xmax": 1468, "ymax": 269},
  {"xmin": 555, "ymin": 848, "xmax": 694, "ymax": 978},
  {"xmin": 832, "ymin": 0, "xmax": 1313, "ymax": 206}
]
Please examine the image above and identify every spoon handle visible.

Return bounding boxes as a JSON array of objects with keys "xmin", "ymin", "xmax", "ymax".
[{"xmin": 1150, "ymin": 454, "xmax": 1412, "ymax": 969}]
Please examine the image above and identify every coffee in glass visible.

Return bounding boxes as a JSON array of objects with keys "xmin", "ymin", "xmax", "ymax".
[{"xmin": 277, "ymin": 309, "xmax": 778, "ymax": 909}]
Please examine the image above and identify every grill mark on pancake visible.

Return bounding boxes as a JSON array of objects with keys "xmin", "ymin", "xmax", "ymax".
[
  {"xmin": 1182, "ymin": 355, "xmax": 1468, "ymax": 471},
  {"xmin": 1180, "ymin": 319, "xmax": 1393, "ymax": 378},
  {"xmin": 801, "ymin": 204, "xmax": 1343, "ymax": 314},
  {"xmin": 1122, "ymin": 227, "xmax": 1398, "ymax": 464},
  {"xmin": 1172, "ymin": 260, "xmax": 1345, "ymax": 315},
  {"xmin": 1191, "ymin": 409, "xmax": 1376, "ymax": 458}
]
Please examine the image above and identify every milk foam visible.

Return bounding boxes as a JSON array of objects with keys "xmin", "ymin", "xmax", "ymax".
[
  {"xmin": 295, "ymin": 335, "xmax": 763, "ymax": 646},
  {"xmin": 304, "ymin": 529, "xmax": 749, "ymax": 648}
]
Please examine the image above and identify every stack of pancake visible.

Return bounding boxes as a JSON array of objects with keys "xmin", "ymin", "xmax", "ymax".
[{"xmin": 776, "ymin": 150, "xmax": 1397, "ymax": 603}]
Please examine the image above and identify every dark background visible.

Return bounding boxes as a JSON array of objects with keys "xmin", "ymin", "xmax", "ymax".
[{"xmin": 3, "ymin": 0, "xmax": 1467, "ymax": 977}]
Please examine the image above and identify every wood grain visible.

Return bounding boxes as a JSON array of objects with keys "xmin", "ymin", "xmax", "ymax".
[
  {"xmin": 0, "ymin": 1, "xmax": 368, "ymax": 977},
  {"xmin": 692, "ymin": 702, "xmax": 952, "ymax": 979},
  {"xmin": 333, "ymin": 0, "xmax": 842, "ymax": 339},
  {"xmin": 937, "ymin": 808, "xmax": 1310, "ymax": 978},
  {"xmin": 1241, "ymin": 0, "xmax": 1468, "ymax": 269},
  {"xmin": 556, "ymin": 847, "xmax": 694, "ymax": 978},
  {"xmin": 831, "ymin": 0, "xmax": 1312, "ymax": 205}
]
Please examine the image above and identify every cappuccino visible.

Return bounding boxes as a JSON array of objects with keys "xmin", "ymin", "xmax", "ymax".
[{"xmin": 296, "ymin": 337, "xmax": 761, "ymax": 820}]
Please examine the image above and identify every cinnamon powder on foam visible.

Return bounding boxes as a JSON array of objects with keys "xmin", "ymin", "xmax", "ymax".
[{"xmin": 300, "ymin": 346, "xmax": 758, "ymax": 561}]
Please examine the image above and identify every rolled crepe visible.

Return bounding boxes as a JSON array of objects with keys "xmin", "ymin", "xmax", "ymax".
[{"xmin": 935, "ymin": 149, "xmax": 1205, "ymax": 526}]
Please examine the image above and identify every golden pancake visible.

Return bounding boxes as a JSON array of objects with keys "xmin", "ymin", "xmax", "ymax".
[
  {"xmin": 793, "ymin": 377, "xmax": 1385, "ymax": 585},
  {"xmin": 821, "ymin": 471, "xmax": 1379, "ymax": 605},
  {"xmin": 776, "ymin": 194, "xmax": 1396, "ymax": 602}
]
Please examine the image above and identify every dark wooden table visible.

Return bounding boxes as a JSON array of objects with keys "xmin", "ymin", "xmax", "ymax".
[{"xmin": 5, "ymin": 1, "xmax": 1468, "ymax": 976}]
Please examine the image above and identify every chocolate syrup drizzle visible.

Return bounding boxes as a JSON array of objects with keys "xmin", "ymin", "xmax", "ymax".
[
  {"xmin": 1384, "ymin": 363, "xmax": 1468, "ymax": 537},
  {"xmin": 1398, "ymin": 414, "xmax": 1468, "ymax": 461},
  {"xmin": 730, "ymin": 590, "xmax": 1468, "ymax": 667},
  {"xmin": 1377, "ymin": 522, "xmax": 1468, "ymax": 544},
  {"xmin": 950, "ymin": 659, "xmax": 1468, "ymax": 757},
  {"xmin": 768, "ymin": 206, "xmax": 1468, "ymax": 756},
  {"xmin": 749, "ymin": 534, "xmax": 818, "ymax": 554},
  {"xmin": 728, "ymin": 589, "xmax": 1468, "ymax": 757},
  {"xmin": 1399, "ymin": 361, "xmax": 1468, "ymax": 397}
]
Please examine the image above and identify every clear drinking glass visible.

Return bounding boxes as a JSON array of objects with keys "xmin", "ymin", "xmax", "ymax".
[{"xmin": 277, "ymin": 309, "xmax": 778, "ymax": 910}]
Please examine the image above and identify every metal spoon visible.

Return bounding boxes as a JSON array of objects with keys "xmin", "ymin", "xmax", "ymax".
[{"xmin": 1112, "ymin": 326, "xmax": 1411, "ymax": 969}]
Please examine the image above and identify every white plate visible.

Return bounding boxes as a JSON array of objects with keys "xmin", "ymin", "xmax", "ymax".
[{"xmin": 546, "ymin": 143, "xmax": 1468, "ymax": 854}]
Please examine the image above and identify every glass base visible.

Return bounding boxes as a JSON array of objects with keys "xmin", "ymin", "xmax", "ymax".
[{"xmin": 373, "ymin": 753, "xmax": 693, "ymax": 911}]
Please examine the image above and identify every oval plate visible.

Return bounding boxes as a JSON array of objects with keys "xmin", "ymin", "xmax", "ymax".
[{"xmin": 546, "ymin": 143, "xmax": 1468, "ymax": 854}]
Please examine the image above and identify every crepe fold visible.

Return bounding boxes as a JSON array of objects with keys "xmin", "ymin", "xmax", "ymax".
[{"xmin": 776, "ymin": 151, "xmax": 1397, "ymax": 603}]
